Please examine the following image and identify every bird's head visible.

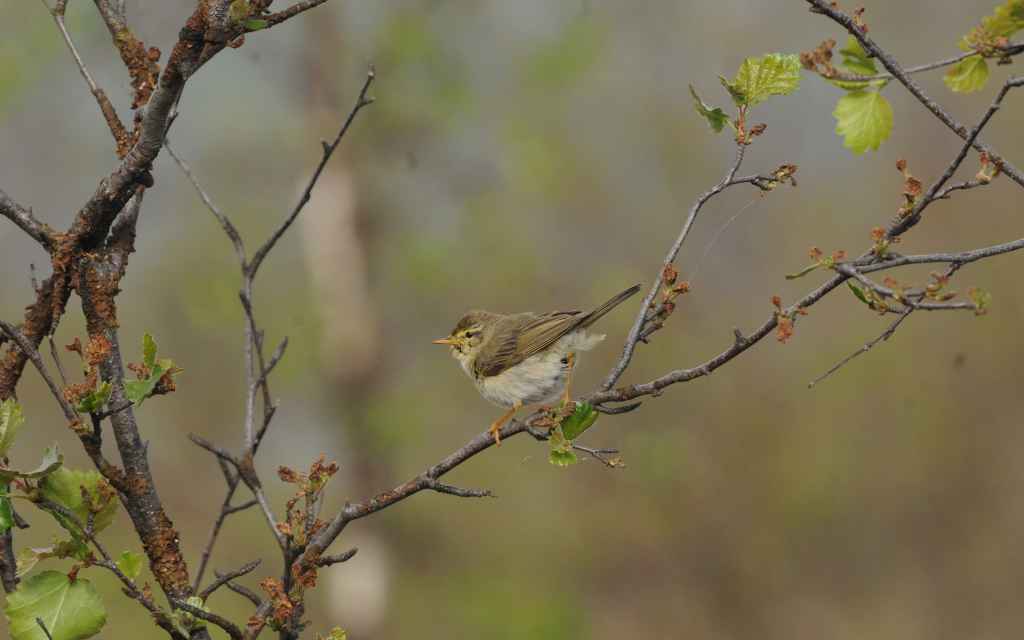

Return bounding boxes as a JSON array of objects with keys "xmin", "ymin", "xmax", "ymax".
[{"xmin": 432, "ymin": 311, "xmax": 495, "ymax": 365}]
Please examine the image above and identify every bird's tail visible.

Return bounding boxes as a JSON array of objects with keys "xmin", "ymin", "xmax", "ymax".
[{"xmin": 578, "ymin": 284, "xmax": 642, "ymax": 329}]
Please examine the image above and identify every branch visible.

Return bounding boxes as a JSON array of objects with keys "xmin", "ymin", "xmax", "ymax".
[
  {"xmin": 166, "ymin": 142, "xmax": 245, "ymax": 264},
  {"xmin": 172, "ymin": 599, "xmax": 243, "ymax": 640},
  {"xmin": 41, "ymin": 0, "xmax": 131, "ymax": 155},
  {"xmin": 805, "ymin": 0, "xmax": 1024, "ymax": 189},
  {"xmin": 33, "ymin": 499, "xmax": 187, "ymax": 640},
  {"xmin": 255, "ymin": 0, "xmax": 334, "ymax": 30},
  {"xmin": 888, "ymin": 77, "xmax": 1024, "ymax": 237},
  {"xmin": 246, "ymin": 68, "xmax": 375, "ymax": 278},
  {"xmin": 808, "ymin": 307, "xmax": 914, "ymax": 388},
  {"xmin": 0, "ymin": 189, "xmax": 54, "ymax": 250},
  {"xmin": 602, "ymin": 143, "xmax": 751, "ymax": 390},
  {"xmin": 199, "ymin": 560, "xmax": 261, "ymax": 600}
]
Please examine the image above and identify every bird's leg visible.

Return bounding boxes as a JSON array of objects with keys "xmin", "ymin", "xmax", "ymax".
[
  {"xmin": 561, "ymin": 352, "xmax": 577, "ymax": 407},
  {"xmin": 488, "ymin": 401, "xmax": 522, "ymax": 446}
]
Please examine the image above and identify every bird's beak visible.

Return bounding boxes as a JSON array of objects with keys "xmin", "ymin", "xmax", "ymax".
[{"xmin": 432, "ymin": 337, "xmax": 456, "ymax": 346}]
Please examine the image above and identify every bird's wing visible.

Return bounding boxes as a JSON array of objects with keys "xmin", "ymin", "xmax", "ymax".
[{"xmin": 473, "ymin": 311, "xmax": 580, "ymax": 378}]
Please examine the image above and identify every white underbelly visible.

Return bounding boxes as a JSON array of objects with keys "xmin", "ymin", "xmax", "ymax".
[{"xmin": 473, "ymin": 330, "xmax": 604, "ymax": 408}]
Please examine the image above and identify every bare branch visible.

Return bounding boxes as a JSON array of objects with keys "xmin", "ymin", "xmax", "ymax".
[
  {"xmin": 808, "ymin": 307, "xmax": 914, "ymax": 388},
  {"xmin": 216, "ymin": 574, "xmax": 262, "ymax": 606},
  {"xmin": 41, "ymin": 0, "xmax": 131, "ymax": 154},
  {"xmin": 602, "ymin": 143, "xmax": 750, "ymax": 391},
  {"xmin": 0, "ymin": 189, "xmax": 54, "ymax": 250},
  {"xmin": 199, "ymin": 560, "xmax": 261, "ymax": 601},
  {"xmin": 805, "ymin": 0, "xmax": 1024, "ymax": 189},
  {"xmin": 0, "ymin": 321, "xmax": 79, "ymax": 424},
  {"xmin": 165, "ymin": 142, "xmax": 245, "ymax": 263},
  {"xmin": 172, "ymin": 599, "xmax": 244, "ymax": 640},
  {"xmin": 316, "ymin": 548, "xmax": 358, "ymax": 568},
  {"xmin": 889, "ymin": 77, "xmax": 1024, "ymax": 237},
  {"xmin": 246, "ymin": 68, "xmax": 376, "ymax": 278},
  {"xmin": 255, "ymin": 0, "xmax": 334, "ymax": 30}
]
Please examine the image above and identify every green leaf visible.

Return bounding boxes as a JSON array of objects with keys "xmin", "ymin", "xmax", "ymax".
[
  {"xmin": 115, "ymin": 551, "xmax": 143, "ymax": 581},
  {"xmin": 39, "ymin": 467, "xmax": 117, "ymax": 536},
  {"xmin": 944, "ymin": 56, "xmax": 989, "ymax": 93},
  {"xmin": 785, "ymin": 263, "xmax": 822, "ymax": 280},
  {"xmin": 847, "ymin": 282, "xmax": 871, "ymax": 306},
  {"xmin": 74, "ymin": 382, "xmax": 111, "ymax": 415},
  {"xmin": 124, "ymin": 334, "xmax": 179, "ymax": 407},
  {"xmin": 721, "ymin": 53, "xmax": 801, "ymax": 107},
  {"xmin": 0, "ymin": 398, "xmax": 25, "ymax": 457},
  {"xmin": 4, "ymin": 570, "xmax": 106, "ymax": 640},
  {"xmin": 0, "ymin": 445, "xmax": 64, "ymax": 484},
  {"xmin": 123, "ymin": 368, "xmax": 166, "ymax": 406},
  {"xmin": 244, "ymin": 18, "xmax": 269, "ymax": 31},
  {"xmin": 689, "ymin": 85, "xmax": 730, "ymax": 133},
  {"xmin": 548, "ymin": 426, "xmax": 578, "ymax": 467},
  {"xmin": 961, "ymin": 0, "xmax": 1024, "ymax": 49},
  {"xmin": 838, "ymin": 37, "xmax": 877, "ymax": 76},
  {"xmin": 827, "ymin": 37, "xmax": 888, "ymax": 91},
  {"xmin": 141, "ymin": 333, "xmax": 157, "ymax": 370},
  {"xmin": 15, "ymin": 547, "xmax": 57, "ymax": 578},
  {"xmin": 833, "ymin": 90, "xmax": 893, "ymax": 153},
  {"xmin": 0, "ymin": 483, "xmax": 12, "ymax": 534},
  {"xmin": 560, "ymin": 402, "xmax": 599, "ymax": 440}
]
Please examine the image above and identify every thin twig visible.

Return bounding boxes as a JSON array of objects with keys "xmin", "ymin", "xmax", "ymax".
[
  {"xmin": 246, "ymin": 68, "xmax": 376, "ymax": 278},
  {"xmin": 256, "ymin": 0, "xmax": 334, "ymax": 29},
  {"xmin": 806, "ymin": 0, "xmax": 1024, "ymax": 189},
  {"xmin": 0, "ymin": 321, "xmax": 78, "ymax": 424},
  {"xmin": 0, "ymin": 189, "xmax": 54, "ymax": 249},
  {"xmin": 172, "ymin": 599, "xmax": 244, "ymax": 640},
  {"xmin": 166, "ymin": 142, "xmax": 245, "ymax": 263},
  {"xmin": 316, "ymin": 548, "xmax": 358, "ymax": 567},
  {"xmin": 602, "ymin": 143, "xmax": 750, "ymax": 391},
  {"xmin": 40, "ymin": 0, "xmax": 130, "ymax": 152},
  {"xmin": 889, "ymin": 77, "xmax": 1024, "ymax": 237},
  {"xmin": 199, "ymin": 560, "xmax": 261, "ymax": 600},
  {"xmin": 808, "ymin": 307, "xmax": 914, "ymax": 388}
]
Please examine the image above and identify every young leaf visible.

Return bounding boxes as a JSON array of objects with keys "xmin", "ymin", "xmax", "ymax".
[
  {"xmin": 0, "ymin": 398, "xmax": 25, "ymax": 457},
  {"xmin": 123, "ymin": 366, "xmax": 167, "ymax": 406},
  {"xmin": 142, "ymin": 333, "xmax": 158, "ymax": 370},
  {"xmin": 961, "ymin": 0, "xmax": 1024, "ymax": 49},
  {"xmin": 245, "ymin": 18, "xmax": 269, "ymax": 31},
  {"xmin": 15, "ymin": 547, "xmax": 58, "ymax": 578},
  {"xmin": 115, "ymin": 551, "xmax": 143, "ymax": 581},
  {"xmin": 847, "ymin": 282, "xmax": 871, "ymax": 306},
  {"xmin": 3, "ymin": 570, "xmax": 107, "ymax": 640},
  {"xmin": 829, "ymin": 37, "xmax": 888, "ymax": 91},
  {"xmin": 689, "ymin": 85, "xmax": 730, "ymax": 133},
  {"xmin": 39, "ymin": 467, "xmax": 118, "ymax": 535},
  {"xmin": 833, "ymin": 90, "xmax": 893, "ymax": 153},
  {"xmin": 548, "ymin": 426, "xmax": 578, "ymax": 467},
  {"xmin": 0, "ymin": 445, "xmax": 64, "ymax": 484},
  {"xmin": 74, "ymin": 382, "xmax": 111, "ymax": 415},
  {"xmin": 0, "ymin": 483, "xmax": 12, "ymax": 534},
  {"xmin": 944, "ymin": 56, "xmax": 990, "ymax": 93},
  {"xmin": 838, "ymin": 37, "xmax": 878, "ymax": 76},
  {"xmin": 560, "ymin": 402, "xmax": 599, "ymax": 440},
  {"xmin": 125, "ymin": 334, "xmax": 180, "ymax": 406},
  {"xmin": 721, "ymin": 53, "xmax": 801, "ymax": 107}
]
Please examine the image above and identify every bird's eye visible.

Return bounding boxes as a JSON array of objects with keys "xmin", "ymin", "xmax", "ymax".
[{"xmin": 464, "ymin": 330, "xmax": 479, "ymax": 339}]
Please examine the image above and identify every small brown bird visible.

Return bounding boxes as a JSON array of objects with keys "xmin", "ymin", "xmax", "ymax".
[{"xmin": 433, "ymin": 285, "xmax": 641, "ymax": 444}]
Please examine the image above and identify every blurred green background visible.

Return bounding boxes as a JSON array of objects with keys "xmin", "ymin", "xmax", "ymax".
[{"xmin": 2, "ymin": 1, "xmax": 1024, "ymax": 638}]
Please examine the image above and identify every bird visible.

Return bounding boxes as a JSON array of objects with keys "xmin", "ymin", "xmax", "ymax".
[{"xmin": 432, "ymin": 284, "xmax": 641, "ymax": 444}]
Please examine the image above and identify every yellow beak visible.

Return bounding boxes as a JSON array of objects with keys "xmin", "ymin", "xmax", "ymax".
[{"xmin": 432, "ymin": 337, "xmax": 456, "ymax": 345}]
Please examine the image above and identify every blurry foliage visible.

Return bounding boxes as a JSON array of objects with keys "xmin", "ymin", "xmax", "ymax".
[{"xmin": 2, "ymin": 1, "xmax": 1024, "ymax": 639}]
